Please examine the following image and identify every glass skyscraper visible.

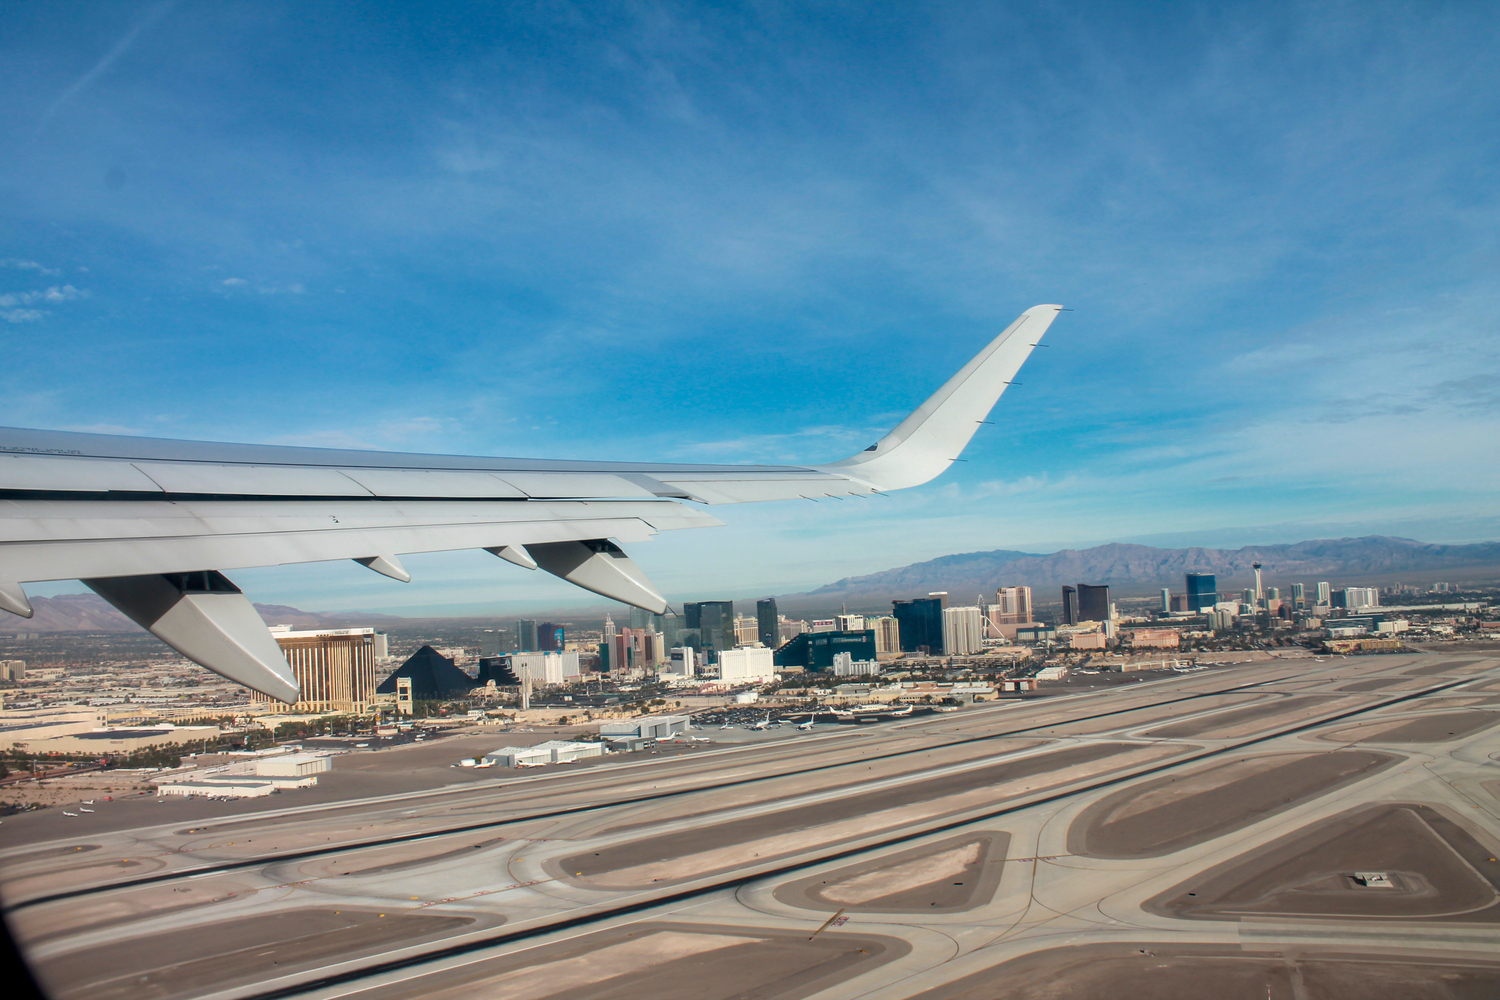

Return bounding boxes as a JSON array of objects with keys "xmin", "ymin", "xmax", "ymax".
[
  {"xmin": 685, "ymin": 601, "xmax": 734, "ymax": 662},
  {"xmin": 1186, "ymin": 573, "xmax": 1218, "ymax": 611},
  {"xmin": 756, "ymin": 598, "xmax": 779, "ymax": 648},
  {"xmin": 517, "ymin": 619, "xmax": 538, "ymax": 652},
  {"xmin": 628, "ymin": 606, "xmax": 663, "ymax": 634},
  {"xmin": 1077, "ymin": 584, "xmax": 1109, "ymax": 622},
  {"xmin": 1061, "ymin": 586, "xmax": 1078, "ymax": 625},
  {"xmin": 892, "ymin": 597, "xmax": 944, "ymax": 654}
]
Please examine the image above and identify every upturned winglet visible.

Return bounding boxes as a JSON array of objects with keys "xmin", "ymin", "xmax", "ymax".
[{"xmin": 818, "ymin": 304, "xmax": 1063, "ymax": 490}]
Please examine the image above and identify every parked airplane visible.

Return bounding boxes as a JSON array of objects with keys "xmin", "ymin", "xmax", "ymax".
[
  {"xmin": 798, "ymin": 720, "xmax": 816, "ymax": 731},
  {"xmin": 62, "ymin": 811, "xmax": 78, "ymax": 817},
  {"xmin": 0, "ymin": 306, "xmax": 1061, "ymax": 703},
  {"xmin": 749, "ymin": 715, "xmax": 773, "ymax": 731}
]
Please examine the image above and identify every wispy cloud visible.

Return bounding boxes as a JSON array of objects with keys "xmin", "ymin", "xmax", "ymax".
[
  {"xmin": 0, "ymin": 285, "xmax": 91, "ymax": 324},
  {"xmin": 1, "ymin": 259, "xmax": 62, "ymax": 276},
  {"xmin": 1430, "ymin": 375, "xmax": 1500, "ymax": 413},
  {"xmin": 0, "ymin": 285, "xmax": 90, "ymax": 307},
  {"xmin": 39, "ymin": 0, "xmax": 176, "ymax": 125}
]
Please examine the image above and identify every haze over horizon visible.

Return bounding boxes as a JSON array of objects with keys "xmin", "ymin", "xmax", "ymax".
[
  {"xmin": 5, "ymin": 2, "xmax": 1498, "ymax": 614},
  {"xmin": 15, "ymin": 533, "xmax": 1496, "ymax": 624}
]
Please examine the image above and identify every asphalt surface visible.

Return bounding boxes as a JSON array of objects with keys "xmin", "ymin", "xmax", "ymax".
[{"xmin": 5, "ymin": 651, "xmax": 1500, "ymax": 1000}]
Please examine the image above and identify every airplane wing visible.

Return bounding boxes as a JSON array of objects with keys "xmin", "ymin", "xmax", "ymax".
[{"xmin": 0, "ymin": 304, "xmax": 1061, "ymax": 701}]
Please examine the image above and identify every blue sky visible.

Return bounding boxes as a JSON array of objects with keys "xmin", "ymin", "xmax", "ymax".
[{"xmin": 3, "ymin": 1, "xmax": 1498, "ymax": 615}]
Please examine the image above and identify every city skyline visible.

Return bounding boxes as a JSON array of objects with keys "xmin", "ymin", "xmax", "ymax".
[{"xmin": 6, "ymin": 3, "xmax": 1500, "ymax": 616}]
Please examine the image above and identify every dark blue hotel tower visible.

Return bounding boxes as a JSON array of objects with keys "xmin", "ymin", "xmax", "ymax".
[
  {"xmin": 892, "ymin": 596, "xmax": 944, "ymax": 655},
  {"xmin": 1186, "ymin": 573, "xmax": 1218, "ymax": 611}
]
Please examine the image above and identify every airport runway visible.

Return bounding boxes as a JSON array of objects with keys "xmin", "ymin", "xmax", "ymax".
[{"xmin": 5, "ymin": 651, "xmax": 1500, "ymax": 999}]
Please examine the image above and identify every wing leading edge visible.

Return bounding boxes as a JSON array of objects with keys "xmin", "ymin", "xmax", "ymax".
[{"xmin": 0, "ymin": 305, "xmax": 1061, "ymax": 699}]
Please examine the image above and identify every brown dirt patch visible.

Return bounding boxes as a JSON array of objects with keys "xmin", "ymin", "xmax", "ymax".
[
  {"xmin": 906, "ymin": 944, "xmax": 1500, "ymax": 1000},
  {"xmin": 1143, "ymin": 696, "xmax": 1338, "ymax": 739},
  {"xmin": 1148, "ymin": 803, "xmax": 1500, "ymax": 921},
  {"xmin": 774, "ymin": 832, "xmax": 1009, "ymax": 913},
  {"xmin": 352, "ymin": 922, "xmax": 909, "ymax": 1000},
  {"xmin": 32, "ymin": 908, "xmax": 477, "ymax": 1000},
  {"xmin": 1317, "ymin": 711, "xmax": 1500, "ymax": 744},
  {"xmin": 1069, "ymin": 750, "xmax": 1396, "ymax": 858}
]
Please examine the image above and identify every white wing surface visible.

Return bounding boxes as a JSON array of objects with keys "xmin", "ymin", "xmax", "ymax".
[{"xmin": 0, "ymin": 305, "xmax": 1061, "ymax": 699}]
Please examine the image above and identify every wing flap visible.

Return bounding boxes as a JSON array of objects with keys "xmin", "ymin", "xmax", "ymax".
[
  {"xmin": 339, "ymin": 468, "xmax": 526, "ymax": 498},
  {"xmin": 0, "ymin": 453, "xmax": 165, "ymax": 493},
  {"xmin": 496, "ymin": 472, "xmax": 660, "ymax": 499},
  {"xmin": 130, "ymin": 462, "xmax": 374, "ymax": 497}
]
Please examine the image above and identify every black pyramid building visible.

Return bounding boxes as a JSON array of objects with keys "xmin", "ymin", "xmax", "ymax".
[{"xmin": 375, "ymin": 645, "xmax": 479, "ymax": 699}]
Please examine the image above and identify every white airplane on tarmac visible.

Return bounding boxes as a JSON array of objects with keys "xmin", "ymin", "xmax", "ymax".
[
  {"xmin": 798, "ymin": 719, "xmax": 816, "ymax": 731},
  {"xmin": 749, "ymin": 715, "xmax": 773, "ymax": 731},
  {"xmin": 0, "ymin": 306, "xmax": 1061, "ymax": 704}
]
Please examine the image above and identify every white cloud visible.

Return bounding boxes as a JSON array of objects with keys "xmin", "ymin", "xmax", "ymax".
[
  {"xmin": 0, "ymin": 285, "xmax": 89, "ymax": 308},
  {"xmin": 0, "ymin": 259, "xmax": 62, "ymax": 276},
  {"xmin": 219, "ymin": 278, "xmax": 308, "ymax": 294},
  {"xmin": 965, "ymin": 473, "xmax": 1079, "ymax": 499},
  {"xmin": 2, "ymin": 309, "xmax": 47, "ymax": 323}
]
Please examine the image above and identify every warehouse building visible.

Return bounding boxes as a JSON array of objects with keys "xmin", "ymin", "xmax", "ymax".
[
  {"xmin": 483, "ymin": 745, "xmax": 553, "ymax": 767},
  {"xmin": 483, "ymin": 740, "xmax": 604, "ymax": 767},
  {"xmin": 601, "ymin": 714, "xmax": 690, "ymax": 741}
]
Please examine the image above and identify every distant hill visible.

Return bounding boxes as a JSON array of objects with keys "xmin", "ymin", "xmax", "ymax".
[
  {"xmin": 8, "ymin": 594, "xmax": 410, "ymax": 634},
  {"xmin": 10, "ymin": 535, "xmax": 1498, "ymax": 631},
  {"xmin": 803, "ymin": 536, "xmax": 1500, "ymax": 605}
]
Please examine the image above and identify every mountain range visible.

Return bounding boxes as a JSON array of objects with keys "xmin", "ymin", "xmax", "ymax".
[
  {"xmin": 799, "ymin": 536, "xmax": 1500, "ymax": 606},
  {"xmin": 4, "ymin": 536, "xmax": 1496, "ymax": 633},
  {"xmin": 5, "ymin": 594, "xmax": 411, "ymax": 635}
]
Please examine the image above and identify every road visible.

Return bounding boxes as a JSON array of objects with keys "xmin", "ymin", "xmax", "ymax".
[{"xmin": 3, "ymin": 651, "xmax": 1499, "ymax": 999}]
